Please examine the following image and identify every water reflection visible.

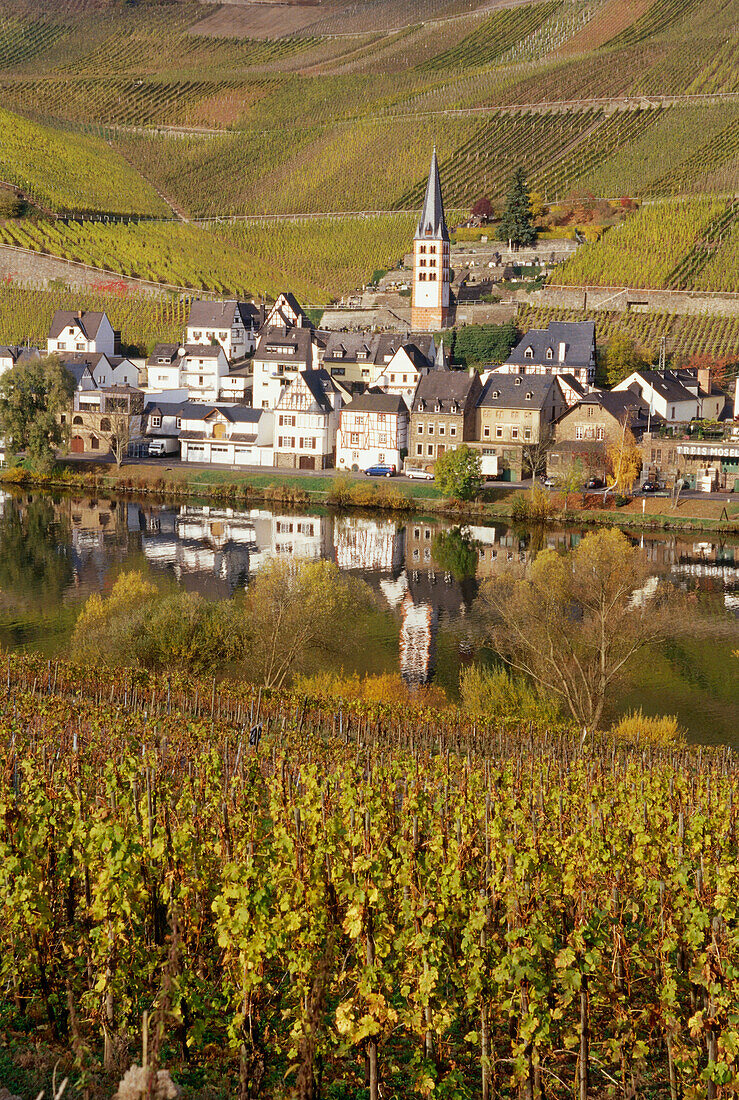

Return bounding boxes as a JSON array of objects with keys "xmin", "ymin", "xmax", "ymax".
[{"xmin": 1, "ymin": 490, "xmax": 737, "ymax": 722}]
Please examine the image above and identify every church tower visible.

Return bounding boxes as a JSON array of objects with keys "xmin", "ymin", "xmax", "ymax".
[{"xmin": 411, "ymin": 148, "xmax": 451, "ymax": 332}]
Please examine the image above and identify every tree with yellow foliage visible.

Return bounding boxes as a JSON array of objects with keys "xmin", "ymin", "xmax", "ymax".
[{"xmin": 606, "ymin": 415, "xmax": 642, "ymax": 496}]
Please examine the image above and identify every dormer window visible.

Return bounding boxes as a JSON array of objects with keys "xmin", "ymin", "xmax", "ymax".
[
  {"xmin": 515, "ymin": 377, "xmax": 522, "ymax": 386},
  {"xmin": 417, "ymin": 400, "xmax": 425, "ymax": 412},
  {"xmin": 545, "ymin": 347, "xmax": 553, "ymax": 360},
  {"xmin": 435, "ymin": 401, "xmax": 442, "ymax": 412},
  {"xmin": 525, "ymin": 347, "xmax": 534, "ymax": 359},
  {"xmin": 526, "ymin": 391, "xmax": 533, "ymax": 400},
  {"xmin": 492, "ymin": 390, "xmax": 500, "ymax": 399}
]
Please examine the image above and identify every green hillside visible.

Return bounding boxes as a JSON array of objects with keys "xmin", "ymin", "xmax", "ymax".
[{"xmin": 0, "ymin": 0, "xmax": 736, "ymax": 297}]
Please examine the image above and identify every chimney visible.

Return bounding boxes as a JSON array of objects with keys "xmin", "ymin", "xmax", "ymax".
[
  {"xmin": 697, "ymin": 365, "xmax": 711, "ymax": 395},
  {"xmin": 558, "ymin": 341, "xmax": 566, "ymax": 363}
]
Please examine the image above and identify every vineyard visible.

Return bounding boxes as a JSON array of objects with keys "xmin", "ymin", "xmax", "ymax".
[
  {"xmin": 550, "ymin": 198, "xmax": 739, "ymax": 292},
  {"xmin": 0, "ymin": 284, "xmax": 193, "ymax": 355},
  {"xmin": 2, "ymin": 653, "xmax": 739, "ymax": 1099},
  {"xmin": 0, "ymin": 212, "xmax": 417, "ymax": 302},
  {"xmin": 416, "ymin": 1, "xmax": 561, "ymax": 71},
  {"xmin": 0, "ymin": 106, "xmax": 169, "ymax": 217},
  {"xmin": 517, "ymin": 303, "xmax": 739, "ymax": 359}
]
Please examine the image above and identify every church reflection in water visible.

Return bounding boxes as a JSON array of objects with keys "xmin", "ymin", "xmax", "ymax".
[{"xmin": 8, "ymin": 491, "xmax": 737, "ymax": 687}]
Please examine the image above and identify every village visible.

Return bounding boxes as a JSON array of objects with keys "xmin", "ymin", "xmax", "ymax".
[{"xmin": 2, "ymin": 153, "xmax": 738, "ymax": 495}]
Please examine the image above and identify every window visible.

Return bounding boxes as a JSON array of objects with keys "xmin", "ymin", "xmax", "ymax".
[
  {"xmin": 511, "ymin": 427, "xmax": 519, "ymax": 439},
  {"xmin": 492, "ymin": 390, "xmax": 499, "ymax": 399},
  {"xmin": 176, "ymin": 417, "xmax": 181, "ymax": 429},
  {"xmin": 57, "ymin": 341, "xmax": 66, "ymax": 350},
  {"xmin": 219, "ymin": 331, "xmax": 227, "ymax": 340},
  {"xmin": 199, "ymin": 377, "xmax": 204, "ymax": 387},
  {"xmin": 449, "ymin": 426, "xmax": 456, "ymax": 437},
  {"xmin": 576, "ymin": 426, "xmax": 583, "ymax": 440},
  {"xmin": 151, "ymin": 415, "xmax": 161, "ymax": 428},
  {"xmin": 379, "ymin": 435, "xmax": 387, "ymax": 445},
  {"xmin": 428, "ymin": 424, "xmax": 434, "ymax": 435},
  {"xmin": 483, "ymin": 425, "xmax": 490, "ymax": 438},
  {"xmin": 596, "ymin": 427, "xmax": 604, "ymax": 441},
  {"xmin": 60, "ymin": 414, "xmax": 66, "ymax": 424},
  {"xmin": 496, "ymin": 426, "xmax": 503, "ymax": 438},
  {"xmin": 278, "ymin": 436, "xmax": 295, "ymax": 448},
  {"xmin": 438, "ymin": 425, "xmax": 445, "ymax": 436},
  {"xmin": 416, "ymin": 443, "xmax": 423, "ymax": 455},
  {"xmin": 427, "ymin": 444, "xmax": 434, "ymax": 456},
  {"xmin": 524, "ymin": 428, "xmax": 531, "ymax": 440},
  {"xmin": 587, "ymin": 406, "xmax": 595, "ymax": 418},
  {"xmin": 546, "ymin": 347, "xmax": 553, "ymax": 360},
  {"xmin": 525, "ymin": 347, "xmax": 533, "ymax": 359},
  {"xmin": 377, "ymin": 413, "xmax": 386, "ymax": 423},
  {"xmin": 417, "ymin": 423, "xmax": 423, "ymax": 434},
  {"xmin": 514, "ymin": 377, "xmax": 522, "ymax": 386},
  {"xmin": 100, "ymin": 417, "xmax": 111, "ymax": 432},
  {"xmin": 526, "ymin": 392, "xmax": 533, "ymax": 401},
  {"xmin": 350, "ymin": 433, "xmax": 360, "ymax": 446},
  {"xmin": 193, "ymin": 331, "xmax": 202, "ymax": 340},
  {"xmin": 279, "ymin": 415, "xmax": 295, "ymax": 427},
  {"xmin": 76, "ymin": 343, "xmax": 85, "ymax": 352},
  {"xmin": 90, "ymin": 436, "xmax": 99, "ymax": 450},
  {"xmin": 73, "ymin": 415, "xmax": 83, "ymax": 425}
]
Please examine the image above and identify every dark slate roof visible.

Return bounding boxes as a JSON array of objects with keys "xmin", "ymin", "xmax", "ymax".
[
  {"xmin": 413, "ymin": 370, "xmax": 479, "ymax": 412},
  {"xmin": 324, "ymin": 332, "xmax": 379, "ymax": 363},
  {"xmin": 187, "ymin": 299, "xmax": 259, "ymax": 330},
  {"xmin": 146, "ymin": 343, "xmax": 180, "ymax": 366},
  {"xmin": 505, "ymin": 321, "xmax": 595, "ymax": 368},
  {"xmin": 415, "ymin": 148, "xmax": 449, "ymax": 242},
  {"xmin": 49, "ymin": 310, "xmax": 107, "ymax": 340},
  {"xmin": 558, "ymin": 390, "xmax": 656, "ymax": 429},
  {"xmin": 344, "ymin": 392, "xmax": 408, "ymax": 415},
  {"xmin": 182, "ymin": 344, "xmax": 225, "ymax": 359},
  {"xmin": 180, "ymin": 402, "xmax": 263, "ymax": 423},
  {"xmin": 144, "ymin": 400, "xmax": 187, "ymax": 417},
  {"xmin": 479, "ymin": 373, "xmax": 557, "ymax": 410},
  {"xmin": 301, "ymin": 368, "xmax": 341, "ymax": 414},
  {"xmin": 556, "ymin": 373, "xmax": 588, "ymax": 396},
  {"xmin": 619, "ymin": 369, "xmax": 709, "ymax": 404},
  {"xmin": 255, "ymin": 325, "xmax": 317, "ymax": 364},
  {"xmin": 376, "ymin": 333, "xmax": 436, "ymax": 365}
]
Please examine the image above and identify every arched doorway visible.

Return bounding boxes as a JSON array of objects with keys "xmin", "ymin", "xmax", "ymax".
[
  {"xmin": 70, "ymin": 436, "xmax": 84, "ymax": 454},
  {"xmin": 212, "ymin": 422, "xmax": 226, "ymax": 440}
]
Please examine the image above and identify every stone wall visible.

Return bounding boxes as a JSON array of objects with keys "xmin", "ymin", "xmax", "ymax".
[{"xmin": 530, "ymin": 284, "xmax": 739, "ymax": 317}]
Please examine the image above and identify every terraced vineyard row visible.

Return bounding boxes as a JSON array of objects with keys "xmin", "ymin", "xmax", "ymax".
[
  {"xmin": 667, "ymin": 200, "xmax": 739, "ymax": 291},
  {"xmin": 0, "ymin": 283, "xmax": 193, "ymax": 355},
  {"xmin": 534, "ymin": 106, "xmax": 664, "ymax": 199},
  {"xmin": 517, "ymin": 303, "xmax": 739, "ymax": 358},
  {"xmin": 417, "ymin": 0, "xmax": 561, "ymax": 71},
  {"xmin": 687, "ymin": 34, "xmax": 739, "ymax": 94},
  {"xmin": 650, "ymin": 116, "xmax": 739, "ymax": 194},
  {"xmin": 0, "ymin": 15, "xmax": 68, "ymax": 67},
  {"xmin": 606, "ymin": 0, "xmax": 704, "ymax": 48},
  {"xmin": 551, "ymin": 197, "xmax": 726, "ymax": 288},
  {"xmin": 0, "ymin": 76, "xmax": 279, "ymax": 130},
  {"xmin": 0, "ymin": 105, "xmax": 169, "ymax": 217},
  {"xmin": 396, "ymin": 108, "xmax": 604, "ymax": 209}
]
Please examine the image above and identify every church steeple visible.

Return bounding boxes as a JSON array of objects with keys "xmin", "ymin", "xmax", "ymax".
[
  {"xmin": 411, "ymin": 148, "xmax": 451, "ymax": 332},
  {"xmin": 415, "ymin": 148, "xmax": 449, "ymax": 242}
]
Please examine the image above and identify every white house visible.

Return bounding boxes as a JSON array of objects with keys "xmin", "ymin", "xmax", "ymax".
[
  {"xmin": 47, "ymin": 310, "xmax": 117, "ymax": 356},
  {"xmin": 336, "ymin": 391, "xmax": 409, "ymax": 472},
  {"xmin": 264, "ymin": 292, "xmax": 311, "ymax": 330},
  {"xmin": 372, "ymin": 338, "xmax": 445, "ymax": 407},
  {"xmin": 252, "ymin": 325, "xmax": 324, "ymax": 410},
  {"xmin": 0, "ymin": 346, "xmax": 42, "ymax": 374},
  {"xmin": 186, "ymin": 300, "xmax": 261, "ymax": 361},
  {"xmin": 145, "ymin": 344, "xmax": 183, "ymax": 390},
  {"xmin": 179, "ymin": 403, "xmax": 274, "ymax": 466},
  {"xmin": 273, "ymin": 368, "xmax": 348, "ymax": 470},
  {"xmin": 178, "ymin": 345, "xmax": 230, "ymax": 403},
  {"xmin": 613, "ymin": 367, "xmax": 725, "ymax": 423}
]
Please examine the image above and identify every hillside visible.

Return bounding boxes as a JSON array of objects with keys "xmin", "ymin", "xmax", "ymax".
[{"xmin": 0, "ymin": 0, "xmax": 736, "ymax": 300}]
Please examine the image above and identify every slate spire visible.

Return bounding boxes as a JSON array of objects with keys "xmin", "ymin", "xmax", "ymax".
[{"xmin": 415, "ymin": 147, "xmax": 449, "ymax": 242}]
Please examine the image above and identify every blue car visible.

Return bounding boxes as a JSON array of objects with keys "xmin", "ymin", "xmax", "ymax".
[{"xmin": 365, "ymin": 464, "xmax": 396, "ymax": 478}]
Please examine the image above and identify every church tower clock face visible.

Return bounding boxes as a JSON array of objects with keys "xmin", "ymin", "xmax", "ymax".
[{"xmin": 411, "ymin": 148, "xmax": 451, "ymax": 333}]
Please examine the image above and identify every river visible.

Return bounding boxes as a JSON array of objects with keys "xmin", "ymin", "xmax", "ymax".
[{"xmin": 0, "ymin": 489, "xmax": 737, "ymax": 744}]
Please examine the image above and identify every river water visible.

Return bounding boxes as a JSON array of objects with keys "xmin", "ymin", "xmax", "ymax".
[{"xmin": 0, "ymin": 489, "xmax": 737, "ymax": 744}]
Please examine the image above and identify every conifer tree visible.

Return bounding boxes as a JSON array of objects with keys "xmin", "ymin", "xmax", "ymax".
[{"xmin": 497, "ymin": 167, "xmax": 537, "ymax": 248}]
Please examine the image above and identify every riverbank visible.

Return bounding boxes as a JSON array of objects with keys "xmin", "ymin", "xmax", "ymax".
[{"xmin": 2, "ymin": 462, "xmax": 738, "ymax": 533}]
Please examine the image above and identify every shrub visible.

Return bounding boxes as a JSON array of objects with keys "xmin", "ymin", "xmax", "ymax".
[
  {"xmin": 611, "ymin": 709, "xmax": 686, "ymax": 746},
  {"xmin": 293, "ymin": 670, "xmax": 449, "ymax": 710},
  {"xmin": 460, "ymin": 664, "xmax": 560, "ymax": 724}
]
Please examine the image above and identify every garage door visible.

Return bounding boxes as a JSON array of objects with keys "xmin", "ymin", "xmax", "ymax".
[
  {"xmin": 299, "ymin": 455, "xmax": 316, "ymax": 470},
  {"xmin": 70, "ymin": 436, "xmax": 84, "ymax": 453},
  {"xmin": 211, "ymin": 445, "xmax": 231, "ymax": 465},
  {"xmin": 186, "ymin": 444, "xmax": 206, "ymax": 461}
]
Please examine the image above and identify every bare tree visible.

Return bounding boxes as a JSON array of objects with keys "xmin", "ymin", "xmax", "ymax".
[
  {"xmin": 521, "ymin": 423, "xmax": 553, "ymax": 486},
  {"xmin": 477, "ymin": 528, "xmax": 674, "ymax": 728},
  {"xmin": 98, "ymin": 409, "xmax": 140, "ymax": 468}
]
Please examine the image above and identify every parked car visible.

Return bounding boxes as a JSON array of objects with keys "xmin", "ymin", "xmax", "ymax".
[
  {"xmin": 641, "ymin": 480, "xmax": 661, "ymax": 493},
  {"xmin": 405, "ymin": 466, "xmax": 434, "ymax": 481},
  {"xmin": 365, "ymin": 464, "xmax": 396, "ymax": 478},
  {"xmin": 586, "ymin": 477, "xmax": 605, "ymax": 489},
  {"xmin": 541, "ymin": 476, "xmax": 558, "ymax": 488}
]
